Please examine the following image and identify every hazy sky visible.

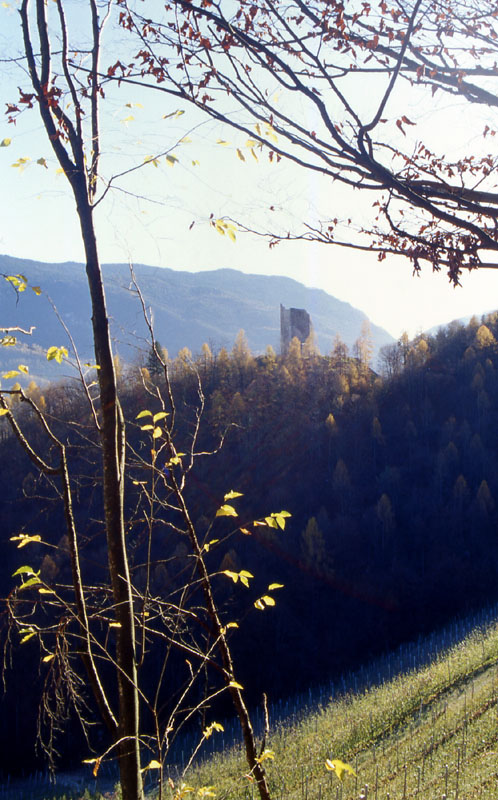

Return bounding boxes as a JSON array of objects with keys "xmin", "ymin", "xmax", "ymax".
[{"xmin": 2, "ymin": 2, "xmax": 498, "ymax": 341}]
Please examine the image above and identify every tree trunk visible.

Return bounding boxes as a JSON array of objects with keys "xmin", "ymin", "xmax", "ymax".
[{"xmin": 75, "ymin": 193, "xmax": 144, "ymax": 800}]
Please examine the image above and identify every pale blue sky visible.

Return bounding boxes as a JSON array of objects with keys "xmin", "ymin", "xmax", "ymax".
[{"xmin": 2, "ymin": 1, "xmax": 498, "ymax": 340}]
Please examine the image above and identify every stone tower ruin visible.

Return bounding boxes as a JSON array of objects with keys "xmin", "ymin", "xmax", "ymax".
[{"xmin": 280, "ymin": 304, "xmax": 312, "ymax": 354}]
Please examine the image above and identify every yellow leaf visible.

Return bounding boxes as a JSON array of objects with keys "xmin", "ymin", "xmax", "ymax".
[
  {"xmin": 153, "ymin": 411, "xmax": 168, "ymax": 423},
  {"xmin": 238, "ymin": 569, "xmax": 254, "ymax": 588},
  {"xmin": 0, "ymin": 409, "xmax": 9, "ymax": 416},
  {"xmin": 152, "ymin": 426, "xmax": 162, "ymax": 438},
  {"xmin": 10, "ymin": 533, "xmax": 41, "ymax": 548},
  {"xmin": 141, "ymin": 759, "xmax": 162, "ymax": 772},
  {"xmin": 240, "ymin": 527, "xmax": 252, "ymax": 536},
  {"xmin": 18, "ymin": 576, "xmax": 42, "ymax": 590},
  {"xmin": 46, "ymin": 346, "xmax": 68, "ymax": 363},
  {"xmin": 325, "ymin": 759, "xmax": 356, "ymax": 781},
  {"xmin": 11, "ymin": 156, "xmax": 30, "ymax": 171},
  {"xmin": 228, "ymin": 680, "xmax": 244, "ymax": 690},
  {"xmin": 109, "ymin": 622, "xmax": 122, "ymax": 628},
  {"xmin": 264, "ymin": 125, "xmax": 278, "ymax": 143},
  {"xmin": 224, "ymin": 490, "xmax": 243, "ymax": 500},
  {"xmin": 254, "ymin": 599, "xmax": 265, "ymax": 610},
  {"xmin": 198, "ymin": 787, "xmax": 216, "ymax": 798},
  {"xmin": 166, "ymin": 154, "xmax": 178, "ymax": 166},
  {"xmin": 2, "ymin": 370, "xmax": 19, "ymax": 379},
  {"xmin": 1, "ymin": 138, "xmax": 12, "ymax": 147},
  {"xmin": 42, "ymin": 653, "xmax": 55, "ymax": 663},
  {"xmin": 236, "ymin": 148, "xmax": 245, "ymax": 162},
  {"xmin": 227, "ymin": 228, "xmax": 236, "ymax": 242},
  {"xmin": 268, "ymin": 583, "xmax": 284, "ymax": 591},
  {"xmin": 18, "ymin": 364, "xmax": 29, "ymax": 374},
  {"xmin": 223, "ymin": 570, "xmax": 239, "ymax": 583},
  {"xmin": 31, "ymin": 285, "xmax": 42, "ymax": 295},
  {"xmin": 261, "ymin": 595, "xmax": 276, "ymax": 606},
  {"xmin": 38, "ymin": 588, "xmax": 55, "ymax": 594},
  {"xmin": 216, "ymin": 504, "xmax": 238, "ymax": 517},
  {"xmin": 203, "ymin": 721, "xmax": 224, "ymax": 739},
  {"xmin": 136, "ymin": 410, "xmax": 153, "ymax": 419},
  {"xmin": 216, "ymin": 139, "xmax": 229, "ymax": 145},
  {"xmin": 256, "ymin": 749, "xmax": 275, "ymax": 763}
]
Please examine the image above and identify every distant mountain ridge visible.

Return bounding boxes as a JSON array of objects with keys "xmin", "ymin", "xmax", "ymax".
[{"xmin": 0, "ymin": 254, "xmax": 394, "ymax": 381}]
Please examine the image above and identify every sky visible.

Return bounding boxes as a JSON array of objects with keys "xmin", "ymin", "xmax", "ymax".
[{"xmin": 2, "ymin": 2, "xmax": 498, "ymax": 341}]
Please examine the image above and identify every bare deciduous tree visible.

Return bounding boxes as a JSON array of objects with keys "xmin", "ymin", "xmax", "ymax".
[{"xmin": 118, "ymin": 0, "xmax": 498, "ymax": 284}]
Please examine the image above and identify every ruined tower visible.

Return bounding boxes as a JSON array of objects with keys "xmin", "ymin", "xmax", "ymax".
[{"xmin": 280, "ymin": 304, "xmax": 312, "ymax": 354}]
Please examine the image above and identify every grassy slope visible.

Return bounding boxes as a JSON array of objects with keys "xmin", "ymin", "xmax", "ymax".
[
  {"xmin": 187, "ymin": 622, "xmax": 498, "ymax": 800},
  {"xmin": 5, "ymin": 618, "xmax": 498, "ymax": 799}
]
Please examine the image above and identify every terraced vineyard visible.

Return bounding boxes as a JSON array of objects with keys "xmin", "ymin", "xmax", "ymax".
[
  {"xmin": 187, "ymin": 621, "xmax": 498, "ymax": 800},
  {"xmin": 5, "ymin": 614, "xmax": 498, "ymax": 799}
]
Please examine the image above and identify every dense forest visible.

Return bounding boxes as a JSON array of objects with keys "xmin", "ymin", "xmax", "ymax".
[{"xmin": 2, "ymin": 314, "xmax": 498, "ymax": 774}]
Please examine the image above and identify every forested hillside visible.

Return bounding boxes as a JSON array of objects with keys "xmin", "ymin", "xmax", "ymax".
[{"xmin": 2, "ymin": 315, "xmax": 498, "ymax": 774}]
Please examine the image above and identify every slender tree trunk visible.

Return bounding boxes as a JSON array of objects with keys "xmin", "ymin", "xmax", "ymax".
[
  {"xmin": 169, "ymin": 466, "xmax": 272, "ymax": 800},
  {"xmin": 75, "ymin": 194, "xmax": 144, "ymax": 800}
]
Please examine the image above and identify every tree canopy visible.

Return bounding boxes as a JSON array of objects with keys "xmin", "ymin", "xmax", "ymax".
[{"xmin": 117, "ymin": 0, "xmax": 498, "ymax": 283}]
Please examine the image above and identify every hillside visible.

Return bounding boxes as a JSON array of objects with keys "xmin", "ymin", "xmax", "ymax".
[
  {"xmin": 4, "ymin": 609, "xmax": 498, "ymax": 799},
  {"xmin": 187, "ymin": 612, "xmax": 498, "ymax": 799},
  {"xmin": 4, "ymin": 307, "xmax": 498, "ymax": 781},
  {"xmin": 0, "ymin": 254, "xmax": 393, "ymax": 380}
]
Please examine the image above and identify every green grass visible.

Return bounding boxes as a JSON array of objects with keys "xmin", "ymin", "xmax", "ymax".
[
  {"xmin": 7, "ymin": 618, "xmax": 498, "ymax": 799},
  {"xmin": 182, "ymin": 621, "xmax": 498, "ymax": 799}
]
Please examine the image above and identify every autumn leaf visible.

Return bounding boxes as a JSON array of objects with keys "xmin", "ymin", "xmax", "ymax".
[
  {"xmin": 325, "ymin": 759, "xmax": 356, "ymax": 781},
  {"xmin": 256, "ymin": 749, "xmax": 275, "ymax": 763},
  {"xmin": 216, "ymin": 504, "xmax": 238, "ymax": 517},
  {"xmin": 224, "ymin": 490, "xmax": 243, "ymax": 500},
  {"xmin": 203, "ymin": 721, "xmax": 224, "ymax": 738},
  {"xmin": 42, "ymin": 653, "xmax": 55, "ymax": 663},
  {"xmin": 141, "ymin": 759, "xmax": 162, "ymax": 771},
  {"xmin": 10, "ymin": 533, "xmax": 42, "ymax": 548},
  {"xmin": 46, "ymin": 346, "xmax": 68, "ymax": 364}
]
